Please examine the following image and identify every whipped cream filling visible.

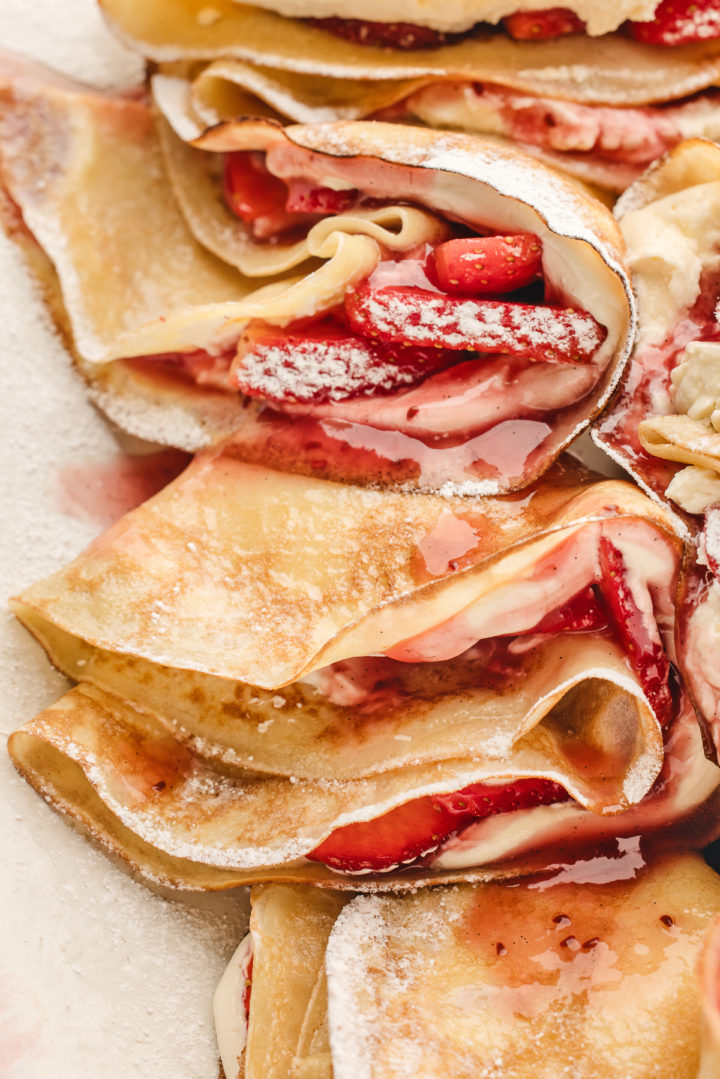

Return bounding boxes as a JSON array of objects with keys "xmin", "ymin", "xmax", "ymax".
[
  {"xmin": 666, "ymin": 465, "xmax": 720, "ymax": 513},
  {"xmin": 403, "ymin": 85, "xmax": 720, "ymax": 172},
  {"xmin": 213, "ymin": 934, "xmax": 253, "ymax": 1079},
  {"xmin": 672, "ymin": 339, "xmax": 720, "ymax": 429},
  {"xmin": 620, "ymin": 180, "xmax": 720, "ymax": 350},
  {"xmin": 236, "ymin": 0, "xmax": 660, "ymax": 35}
]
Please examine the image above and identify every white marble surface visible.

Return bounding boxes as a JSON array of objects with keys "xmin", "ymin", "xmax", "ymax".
[{"xmin": 0, "ymin": 6, "xmax": 248, "ymax": 1076}]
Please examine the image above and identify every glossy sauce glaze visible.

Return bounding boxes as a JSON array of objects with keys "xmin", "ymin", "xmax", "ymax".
[{"xmin": 598, "ymin": 267, "xmax": 720, "ymax": 511}]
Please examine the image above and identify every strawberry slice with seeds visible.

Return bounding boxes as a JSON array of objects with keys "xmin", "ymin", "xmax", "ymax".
[
  {"xmin": 224, "ymin": 152, "xmax": 305, "ymax": 239},
  {"xmin": 429, "ymin": 235, "xmax": 543, "ymax": 296},
  {"xmin": 626, "ymin": 0, "xmax": 720, "ymax": 45},
  {"xmin": 285, "ymin": 179, "xmax": 358, "ymax": 215},
  {"xmin": 232, "ymin": 319, "xmax": 461, "ymax": 403},
  {"xmin": 598, "ymin": 536, "xmax": 675, "ymax": 726},
  {"xmin": 308, "ymin": 778, "xmax": 568, "ymax": 873},
  {"xmin": 308, "ymin": 16, "xmax": 460, "ymax": 49},
  {"xmin": 345, "ymin": 284, "xmax": 606, "ymax": 364},
  {"xmin": 503, "ymin": 7, "xmax": 586, "ymax": 38}
]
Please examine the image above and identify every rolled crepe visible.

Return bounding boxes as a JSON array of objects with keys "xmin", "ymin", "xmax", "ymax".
[
  {"xmin": 215, "ymin": 854, "xmax": 720, "ymax": 1078},
  {"xmin": 8, "ymin": 454, "xmax": 720, "ymax": 887},
  {"xmin": 593, "ymin": 138, "xmax": 720, "ymax": 523},
  {"xmin": 0, "ymin": 55, "xmax": 633, "ymax": 493},
  {"xmin": 100, "ymin": 0, "xmax": 720, "ymax": 192}
]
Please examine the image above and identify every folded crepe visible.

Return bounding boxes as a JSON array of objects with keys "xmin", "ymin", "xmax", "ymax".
[
  {"xmin": 100, "ymin": 0, "xmax": 720, "ymax": 192},
  {"xmin": 0, "ymin": 54, "xmax": 634, "ymax": 493},
  {"xmin": 8, "ymin": 452, "xmax": 720, "ymax": 887},
  {"xmin": 215, "ymin": 854, "xmax": 720, "ymax": 1078},
  {"xmin": 593, "ymin": 138, "xmax": 720, "ymax": 522}
]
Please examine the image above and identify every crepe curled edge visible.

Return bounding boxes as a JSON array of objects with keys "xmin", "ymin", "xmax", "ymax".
[
  {"xmin": 592, "ymin": 138, "xmax": 720, "ymax": 529},
  {"xmin": 215, "ymin": 857, "xmax": 720, "ymax": 1079},
  {"xmin": 0, "ymin": 53, "xmax": 635, "ymax": 494},
  {"xmin": 98, "ymin": 0, "xmax": 720, "ymax": 108},
  {"xmin": 7, "ymin": 456, "xmax": 720, "ymax": 888}
]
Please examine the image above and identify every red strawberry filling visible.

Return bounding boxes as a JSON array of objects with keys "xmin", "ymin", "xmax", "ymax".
[
  {"xmin": 233, "ymin": 317, "xmax": 462, "ymax": 404},
  {"xmin": 306, "ymin": 2, "xmax": 720, "ymax": 48},
  {"xmin": 308, "ymin": 777, "xmax": 569, "ymax": 873},
  {"xmin": 428, "ymin": 235, "xmax": 543, "ymax": 296},
  {"xmin": 503, "ymin": 7, "xmax": 586, "ymax": 38},
  {"xmin": 627, "ymin": 0, "xmax": 720, "ymax": 44},
  {"xmin": 223, "ymin": 152, "xmax": 358, "ymax": 239},
  {"xmin": 344, "ymin": 283, "xmax": 605, "ymax": 364},
  {"xmin": 307, "ymin": 551, "xmax": 678, "ymax": 875}
]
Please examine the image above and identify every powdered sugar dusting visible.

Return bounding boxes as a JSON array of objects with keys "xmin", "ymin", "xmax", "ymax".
[{"xmin": 237, "ymin": 336, "xmax": 420, "ymax": 402}]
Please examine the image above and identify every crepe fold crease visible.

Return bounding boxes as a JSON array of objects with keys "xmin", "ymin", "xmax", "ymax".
[
  {"xmin": 216, "ymin": 856, "xmax": 720, "ymax": 1078},
  {"xmin": 0, "ymin": 53, "xmax": 634, "ymax": 493},
  {"xmin": 8, "ymin": 454, "xmax": 720, "ymax": 886}
]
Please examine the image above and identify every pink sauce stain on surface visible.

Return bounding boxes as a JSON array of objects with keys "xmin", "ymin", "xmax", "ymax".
[
  {"xmin": 0, "ymin": 970, "xmax": 46, "ymax": 1074},
  {"xmin": 54, "ymin": 449, "xmax": 191, "ymax": 528}
]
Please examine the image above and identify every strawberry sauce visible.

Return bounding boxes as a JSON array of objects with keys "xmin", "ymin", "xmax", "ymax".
[
  {"xmin": 307, "ymin": 536, "xmax": 681, "ymax": 874},
  {"xmin": 597, "ymin": 267, "xmax": 720, "ymax": 511}
]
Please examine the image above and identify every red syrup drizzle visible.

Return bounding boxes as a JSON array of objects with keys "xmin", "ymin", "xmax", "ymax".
[
  {"xmin": 308, "ymin": 569, "xmax": 680, "ymax": 874},
  {"xmin": 55, "ymin": 449, "xmax": 191, "ymax": 528},
  {"xmin": 598, "ymin": 266, "xmax": 720, "ymax": 512}
]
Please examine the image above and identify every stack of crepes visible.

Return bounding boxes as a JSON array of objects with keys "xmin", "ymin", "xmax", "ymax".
[
  {"xmin": 215, "ymin": 861, "xmax": 720, "ymax": 1078},
  {"xmin": 99, "ymin": 0, "xmax": 720, "ymax": 192},
  {"xmin": 5, "ymin": 33, "xmax": 720, "ymax": 1079},
  {"xmin": 0, "ymin": 55, "xmax": 634, "ymax": 492}
]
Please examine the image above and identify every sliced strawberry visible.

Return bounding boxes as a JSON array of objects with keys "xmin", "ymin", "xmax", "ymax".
[
  {"xmin": 285, "ymin": 179, "xmax": 358, "ymax": 215},
  {"xmin": 503, "ymin": 7, "xmax": 586, "ymax": 39},
  {"xmin": 345, "ymin": 284, "xmax": 606, "ymax": 364},
  {"xmin": 308, "ymin": 778, "xmax": 569, "ymax": 873},
  {"xmin": 308, "ymin": 16, "xmax": 460, "ymax": 49},
  {"xmin": 626, "ymin": 0, "xmax": 720, "ymax": 45},
  {"xmin": 243, "ymin": 955, "xmax": 253, "ymax": 1016},
  {"xmin": 598, "ymin": 536, "xmax": 675, "ymax": 726},
  {"xmin": 429, "ymin": 235, "xmax": 543, "ymax": 296},
  {"xmin": 232, "ymin": 319, "xmax": 461, "ymax": 404},
  {"xmin": 526, "ymin": 585, "xmax": 609, "ymax": 635},
  {"xmin": 224, "ymin": 152, "xmax": 304, "ymax": 239}
]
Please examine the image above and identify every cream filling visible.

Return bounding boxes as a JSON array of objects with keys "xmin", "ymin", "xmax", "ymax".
[
  {"xmin": 405, "ymin": 85, "xmax": 720, "ymax": 165},
  {"xmin": 666, "ymin": 466, "xmax": 720, "ymax": 513},
  {"xmin": 672, "ymin": 340, "xmax": 720, "ymax": 429},
  {"xmin": 234, "ymin": 0, "xmax": 660, "ymax": 35},
  {"xmin": 213, "ymin": 934, "xmax": 253, "ymax": 1079},
  {"xmin": 620, "ymin": 180, "xmax": 720, "ymax": 350},
  {"xmin": 382, "ymin": 517, "xmax": 676, "ymax": 665}
]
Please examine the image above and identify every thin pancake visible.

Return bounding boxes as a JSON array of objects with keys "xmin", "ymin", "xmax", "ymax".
[
  {"xmin": 100, "ymin": 0, "xmax": 720, "ymax": 107},
  {"xmin": 325, "ymin": 853, "xmax": 720, "ymax": 1078}
]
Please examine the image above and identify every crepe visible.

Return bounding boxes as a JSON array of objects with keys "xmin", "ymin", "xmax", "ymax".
[
  {"xmin": 214, "ymin": 854, "xmax": 720, "ymax": 1078},
  {"xmin": 0, "ymin": 53, "xmax": 634, "ymax": 493},
  {"xmin": 100, "ymin": 0, "xmax": 720, "ymax": 192},
  {"xmin": 8, "ymin": 453, "xmax": 720, "ymax": 887},
  {"xmin": 214, "ymin": 885, "xmax": 348, "ymax": 1079},
  {"xmin": 593, "ymin": 138, "xmax": 720, "ymax": 523}
]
